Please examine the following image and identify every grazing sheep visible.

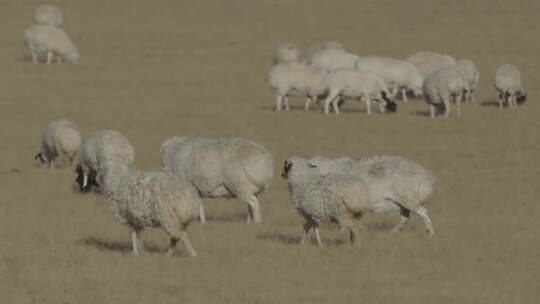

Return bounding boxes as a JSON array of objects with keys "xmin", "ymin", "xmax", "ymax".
[
  {"xmin": 281, "ymin": 156, "xmax": 370, "ymax": 246},
  {"xmin": 405, "ymin": 51, "xmax": 456, "ymax": 78},
  {"xmin": 307, "ymin": 155, "xmax": 437, "ymax": 235},
  {"xmin": 303, "ymin": 41, "xmax": 345, "ymax": 63},
  {"xmin": 355, "ymin": 56, "xmax": 424, "ymax": 102},
  {"xmin": 309, "ymin": 49, "xmax": 359, "ymax": 72},
  {"xmin": 160, "ymin": 136, "xmax": 274, "ymax": 224},
  {"xmin": 266, "ymin": 62, "xmax": 327, "ymax": 111},
  {"xmin": 455, "ymin": 59, "xmax": 480, "ymax": 103},
  {"xmin": 272, "ymin": 42, "xmax": 300, "ymax": 65},
  {"xmin": 34, "ymin": 119, "xmax": 81, "ymax": 168},
  {"xmin": 24, "ymin": 24, "xmax": 79, "ymax": 64},
  {"xmin": 423, "ymin": 67, "xmax": 466, "ymax": 118},
  {"xmin": 76, "ymin": 130, "xmax": 135, "ymax": 193},
  {"xmin": 322, "ymin": 68, "xmax": 397, "ymax": 115},
  {"xmin": 34, "ymin": 4, "xmax": 63, "ymax": 27},
  {"xmin": 97, "ymin": 160, "xmax": 201, "ymax": 257},
  {"xmin": 494, "ymin": 64, "xmax": 526, "ymax": 109}
]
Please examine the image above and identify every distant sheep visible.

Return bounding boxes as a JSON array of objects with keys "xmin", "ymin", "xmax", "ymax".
[
  {"xmin": 34, "ymin": 4, "xmax": 63, "ymax": 27},
  {"xmin": 24, "ymin": 24, "xmax": 79, "ymax": 64},
  {"xmin": 405, "ymin": 51, "xmax": 456, "ymax": 78},
  {"xmin": 97, "ymin": 160, "xmax": 201, "ymax": 257},
  {"xmin": 35, "ymin": 119, "xmax": 81, "ymax": 168},
  {"xmin": 455, "ymin": 59, "xmax": 480, "ymax": 102},
  {"xmin": 493, "ymin": 64, "xmax": 526, "ymax": 108},
  {"xmin": 308, "ymin": 155, "xmax": 437, "ymax": 235},
  {"xmin": 282, "ymin": 156, "xmax": 370, "ymax": 246},
  {"xmin": 303, "ymin": 41, "xmax": 345, "ymax": 63},
  {"xmin": 161, "ymin": 136, "xmax": 274, "ymax": 224},
  {"xmin": 309, "ymin": 49, "xmax": 359, "ymax": 72},
  {"xmin": 272, "ymin": 42, "xmax": 300, "ymax": 65},
  {"xmin": 75, "ymin": 130, "xmax": 135, "ymax": 193},
  {"xmin": 423, "ymin": 67, "xmax": 466, "ymax": 118}
]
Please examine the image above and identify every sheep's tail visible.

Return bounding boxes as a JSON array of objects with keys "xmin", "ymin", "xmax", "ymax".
[{"xmin": 415, "ymin": 174, "xmax": 437, "ymax": 207}]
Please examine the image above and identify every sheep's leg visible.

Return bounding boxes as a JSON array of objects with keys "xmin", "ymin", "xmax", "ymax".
[
  {"xmin": 46, "ymin": 51, "xmax": 53, "ymax": 64},
  {"xmin": 56, "ymin": 55, "xmax": 62, "ymax": 63},
  {"xmin": 130, "ymin": 228, "xmax": 141, "ymax": 255},
  {"xmin": 304, "ymin": 97, "xmax": 312, "ymax": 110},
  {"xmin": 430, "ymin": 105, "xmax": 435, "ymax": 118},
  {"xmin": 314, "ymin": 225, "xmax": 323, "ymax": 247},
  {"xmin": 300, "ymin": 221, "xmax": 314, "ymax": 245},
  {"xmin": 390, "ymin": 207, "xmax": 410, "ymax": 233},
  {"xmin": 511, "ymin": 95, "xmax": 517, "ymax": 108},
  {"xmin": 365, "ymin": 98, "xmax": 372, "ymax": 115},
  {"xmin": 82, "ymin": 174, "xmax": 88, "ymax": 188},
  {"xmin": 275, "ymin": 95, "xmax": 284, "ymax": 111},
  {"xmin": 246, "ymin": 195, "xmax": 262, "ymax": 224},
  {"xmin": 49, "ymin": 159, "xmax": 55, "ymax": 169},
  {"xmin": 332, "ymin": 98, "xmax": 341, "ymax": 115},
  {"xmin": 323, "ymin": 91, "xmax": 339, "ymax": 115},
  {"xmin": 31, "ymin": 51, "xmax": 38, "ymax": 64},
  {"xmin": 181, "ymin": 231, "xmax": 197, "ymax": 257},
  {"xmin": 456, "ymin": 96, "xmax": 461, "ymax": 117},
  {"xmin": 443, "ymin": 98, "xmax": 451, "ymax": 119},
  {"xmin": 199, "ymin": 203, "xmax": 206, "ymax": 224},
  {"xmin": 165, "ymin": 237, "xmax": 177, "ymax": 257},
  {"xmin": 377, "ymin": 100, "xmax": 385, "ymax": 113},
  {"xmin": 283, "ymin": 97, "xmax": 290, "ymax": 111},
  {"xmin": 497, "ymin": 93, "xmax": 504, "ymax": 109},
  {"xmin": 401, "ymin": 89, "xmax": 408, "ymax": 102},
  {"xmin": 349, "ymin": 228, "xmax": 358, "ymax": 246},
  {"xmin": 415, "ymin": 206, "xmax": 434, "ymax": 235},
  {"xmin": 470, "ymin": 90, "xmax": 475, "ymax": 102}
]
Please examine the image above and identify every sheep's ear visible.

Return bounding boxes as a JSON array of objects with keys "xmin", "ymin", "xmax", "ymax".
[{"xmin": 283, "ymin": 161, "xmax": 293, "ymax": 173}]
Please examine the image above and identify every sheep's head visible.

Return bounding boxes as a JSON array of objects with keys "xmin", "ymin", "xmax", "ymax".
[
  {"xmin": 281, "ymin": 156, "xmax": 317, "ymax": 181},
  {"xmin": 517, "ymin": 90, "xmax": 527, "ymax": 105},
  {"xmin": 381, "ymin": 91, "xmax": 397, "ymax": 113},
  {"xmin": 34, "ymin": 152, "xmax": 47, "ymax": 164}
]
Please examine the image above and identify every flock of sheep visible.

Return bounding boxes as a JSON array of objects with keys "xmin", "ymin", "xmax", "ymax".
[{"xmin": 266, "ymin": 41, "xmax": 527, "ymax": 117}]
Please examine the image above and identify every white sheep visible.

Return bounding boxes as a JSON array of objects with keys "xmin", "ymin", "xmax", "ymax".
[
  {"xmin": 97, "ymin": 160, "xmax": 201, "ymax": 257},
  {"xmin": 405, "ymin": 51, "xmax": 456, "ymax": 78},
  {"xmin": 24, "ymin": 24, "xmax": 79, "ymax": 64},
  {"xmin": 307, "ymin": 155, "xmax": 437, "ymax": 235},
  {"xmin": 355, "ymin": 56, "xmax": 424, "ymax": 102},
  {"xmin": 309, "ymin": 49, "xmax": 359, "ymax": 72},
  {"xmin": 322, "ymin": 68, "xmax": 397, "ymax": 115},
  {"xmin": 281, "ymin": 156, "xmax": 370, "ymax": 246},
  {"xmin": 266, "ymin": 62, "xmax": 327, "ymax": 111},
  {"xmin": 34, "ymin": 119, "xmax": 81, "ymax": 168},
  {"xmin": 75, "ymin": 130, "xmax": 135, "ymax": 192},
  {"xmin": 272, "ymin": 42, "xmax": 300, "ymax": 65},
  {"xmin": 160, "ymin": 136, "xmax": 274, "ymax": 224},
  {"xmin": 34, "ymin": 4, "xmax": 63, "ymax": 27},
  {"xmin": 493, "ymin": 64, "xmax": 526, "ymax": 109},
  {"xmin": 422, "ymin": 67, "xmax": 466, "ymax": 118},
  {"xmin": 455, "ymin": 59, "xmax": 480, "ymax": 103},
  {"xmin": 303, "ymin": 41, "xmax": 345, "ymax": 63}
]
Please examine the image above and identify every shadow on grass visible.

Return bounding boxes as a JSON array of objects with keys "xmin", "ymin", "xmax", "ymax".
[
  {"xmin": 77, "ymin": 237, "xmax": 162, "ymax": 254},
  {"xmin": 205, "ymin": 212, "xmax": 247, "ymax": 223},
  {"xmin": 481, "ymin": 99, "xmax": 500, "ymax": 107},
  {"xmin": 257, "ymin": 233, "xmax": 346, "ymax": 246}
]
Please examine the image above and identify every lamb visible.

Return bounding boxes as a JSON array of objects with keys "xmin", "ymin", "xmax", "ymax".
[
  {"xmin": 34, "ymin": 4, "xmax": 63, "ymax": 27},
  {"xmin": 493, "ymin": 64, "xmax": 527, "ymax": 109},
  {"xmin": 160, "ymin": 136, "xmax": 274, "ymax": 224},
  {"xmin": 309, "ymin": 49, "xmax": 359, "ymax": 72},
  {"xmin": 405, "ymin": 51, "xmax": 456, "ymax": 78},
  {"xmin": 97, "ymin": 160, "xmax": 201, "ymax": 257},
  {"xmin": 75, "ymin": 130, "xmax": 135, "ymax": 193},
  {"xmin": 266, "ymin": 62, "xmax": 327, "ymax": 111},
  {"xmin": 272, "ymin": 42, "xmax": 300, "ymax": 65},
  {"xmin": 34, "ymin": 119, "xmax": 81, "ymax": 168},
  {"xmin": 355, "ymin": 56, "xmax": 424, "ymax": 102},
  {"xmin": 455, "ymin": 59, "xmax": 480, "ymax": 103},
  {"xmin": 422, "ymin": 67, "xmax": 466, "ymax": 118},
  {"xmin": 24, "ymin": 24, "xmax": 79, "ymax": 64},
  {"xmin": 321, "ymin": 68, "xmax": 397, "ymax": 115},
  {"xmin": 303, "ymin": 41, "xmax": 345, "ymax": 63},
  {"xmin": 307, "ymin": 155, "xmax": 437, "ymax": 235},
  {"xmin": 281, "ymin": 156, "xmax": 370, "ymax": 246}
]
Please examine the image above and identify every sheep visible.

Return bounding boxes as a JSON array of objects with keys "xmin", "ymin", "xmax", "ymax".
[
  {"xmin": 97, "ymin": 160, "xmax": 201, "ymax": 257},
  {"xmin": 75, "ymin": 130, "xmax": 135, "ymax": 193},
  {"xmin": 355, "ymin": 56, "xmax": 424, "ymax": 102},
  {"xmin": 160, "ymin": 136, "xmax": 274, "ymax": 224},
  {"xmin": 34, "ymin": 4, "xmax": 63, "ymax": 28},
  {"xmin": 272, "ymin": 42, "xmax": 300, "ymax": 65},
  {"xmin": 281, "ymin": 156, "xmax": 370, "ymax": 246},
  {"xmin": 34, "ymin": 119, "xmax": 81, "ymax": 168},
  {"xmin": 321, "ymin": 68, "xmax": 397, "ymax": 115},
  {"xmin": 23, "ymin": 24, "xmax": 79, "ymax": 64},
  {"xmin": 405, "ymin": 51, "xmax": 456, "ymax": 78},
  {"xmin": 309, "ymin": 49, "xmax": 359, "ymax": 72},
  {"xmin": 455, "ymin": 59, "xmax": 480, "ymax": 103},
  {"xmin": 307, "ymin": 155, "xmax": 437, "ymax": 235},
  {"xmin": 493, "ymin": 64, "xmax": 526, "ymax": 109},
  {"xmin": 303, "ymin": 41, "xmax": 345, "ymax": 63},
  {"xmin": 266, "ymin": 62, "xmax": 327, "ymax": 111},
  {"xmin": 422, "ymin": 67, "xmax": 466, "ymax": 118}
]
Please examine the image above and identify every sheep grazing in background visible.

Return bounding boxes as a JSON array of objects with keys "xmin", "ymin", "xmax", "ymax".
[
  {"xmin": 281, "ymin": 156, "xmax": 370, "ymax": 246},
  {"xmin": 405, "ymin": 51, "xmax": 456, "ymax": 78},
  {"xmin": 161, "ymin": 136, "xmax": 274, "ymax": 224},
  {"xmin": 34, "ymin": 4, "xmax": 63, "ymax": 27},
  {"xmin": 493, "ymin": 64, "xmax": 526, "ymax": 109},
  {"xmin": 309, "ymin": 49, "xmax": 359, "ymax": 72},
  {"xmin": 308, "ymin": 155, "xmax": 437, "ymax": 235},
  {"xmin": 35, "ymin": 119, "xmax": 81, "ymax": 168},
  {"xmin": 272, "ymin": 42, "xmax": 300, "ymax": 65},
  {"xmin": 422, "ymin": 67, "xmax": 466, "ymax": 118},
  {"xmin": 76, "ymin": 130, "xmax": 135, "ymax": 193},
  {"xmin": 24, "ymin": 24, "xmax": 79, "ymax": 64},
  {"xmin": 455, "ymin": 59, "xmax": 480, "ymax": 103},
  {"xmin": 322, "ymin": 68, "xmax": 397, "ymax": 115},
  {"xmin": 97, "ymin": 161, "xmax": 201, "ymax": 257},
  {"xmin": 355, "ymin": 56, "xmax": 424, "ymax": 102},
  {"xmin": 266, "ymin": 62, "xmax": 327, "ymax": 111},
  {"xmin": 303, "ymin": 41, "xmax": 345, "ymax": 63}
]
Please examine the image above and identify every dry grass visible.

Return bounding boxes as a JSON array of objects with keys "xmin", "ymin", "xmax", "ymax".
[{"xmin": 1, "ymin": 0, "xmax": 540, "ymax": 303}]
